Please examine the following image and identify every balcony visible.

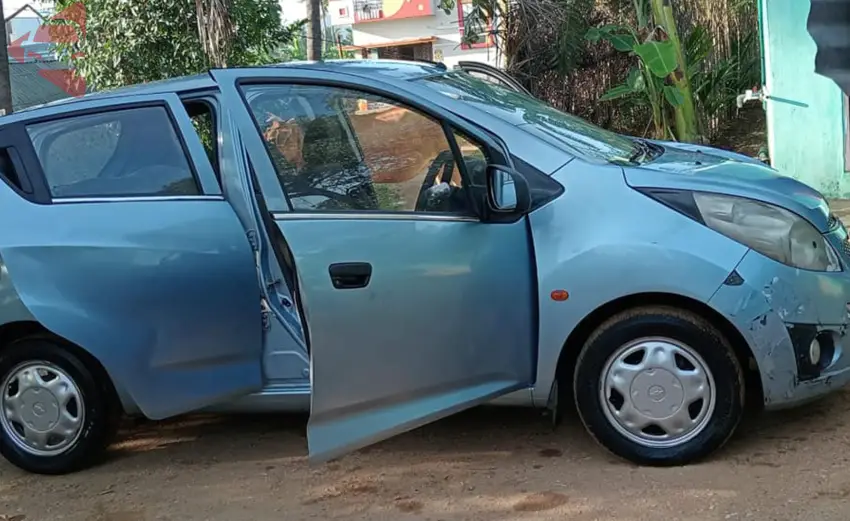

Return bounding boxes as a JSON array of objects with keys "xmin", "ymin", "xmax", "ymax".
[{"xmin": 353, "ymin": 0, "xmax": 384, "ymax": 22}]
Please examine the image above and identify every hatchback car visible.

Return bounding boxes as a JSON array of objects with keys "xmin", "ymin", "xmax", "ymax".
[{"xmin": 0, "ymin": 59, "xmax": 847, "ymax": 475}]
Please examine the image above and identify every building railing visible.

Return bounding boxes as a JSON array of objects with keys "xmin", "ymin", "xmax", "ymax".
[{"xmin": 353, "ymin": 0, "xmax": 384, "ymax": 22}]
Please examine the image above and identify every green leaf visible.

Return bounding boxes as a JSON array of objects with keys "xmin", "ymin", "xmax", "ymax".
[
  {"xmin": 609, "ymin": 33, "xmax": 637, "ymax": 52},
  {"xmin": 663, "ymin": 85, "xmax": 686, "ymax": 106},
  {"xmin": 586, "ymin": 25, "xmax": 636, "ymax": 51},
  {"xmin": 626, "ymin": 68, "xmax": 645, "ymax": 92},
  {"xmin": 600, "ymin": 84, "xmax": 636, "ymax": 101},
  {"xmin": 437, "ymin": 0, "xmax": 456, "ymax": 15},
  {"xmin": 585, "ymin": 27, "xmax": 604, "ymax": 42},
  {"xmin": 634, "ymin": 40, "xmax": 679, "ymax": 78}
]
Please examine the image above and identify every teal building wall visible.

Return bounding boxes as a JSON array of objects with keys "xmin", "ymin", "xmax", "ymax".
[{"xmin": 762, "ymin": 0, "xmax": 849, "ymax": 197}]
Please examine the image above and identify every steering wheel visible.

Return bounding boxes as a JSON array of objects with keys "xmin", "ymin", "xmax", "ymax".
[
  {"xmin": 415, "ymin": 150, "xmax": 458, "ymax": 211},
  {"xmin": 286, "ymin": 168, "xmax": 378, "ymax": 210}
]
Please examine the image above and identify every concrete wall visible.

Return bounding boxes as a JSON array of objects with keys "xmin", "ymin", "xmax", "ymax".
[{"xmin": 762, "ymin": 0, "xmax": 849, "ymax": 197}]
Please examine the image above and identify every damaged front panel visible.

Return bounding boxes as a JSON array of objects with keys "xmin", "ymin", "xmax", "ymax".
[{"xmin": 710, "ymin": 249, "xmax": 850, "ymax": 409}]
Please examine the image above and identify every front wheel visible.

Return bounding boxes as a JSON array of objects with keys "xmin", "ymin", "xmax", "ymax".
[
  {"xmin": 573, "ymin": 306, "xmax": 745, "ymax": 466},
  {"xmin": 0, "ymin": 336, "xmax": 120, "ymax": 474}
]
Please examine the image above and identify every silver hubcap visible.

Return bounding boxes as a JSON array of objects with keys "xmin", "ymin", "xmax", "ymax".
[
  {"xmin": 0, "ymin": 362, "xmax": 85, "ymax": 456},
  {"xmin": 600, "ymin": 337, "xmax": 716, "ymax": 448}
]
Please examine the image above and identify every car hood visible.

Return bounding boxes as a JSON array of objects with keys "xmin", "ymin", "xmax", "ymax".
[{"xmin": 623, "ymin": 141, "xmax": 833, "ymax": 232}]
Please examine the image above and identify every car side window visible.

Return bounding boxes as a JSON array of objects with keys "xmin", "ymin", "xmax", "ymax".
[
  {"xmin": 26, "ymin": 106, "xmax": 200, "ymax": 198},
  {"xmin": 183, "ymin": 99, "xmax": 219, "ymax": 184},
  {"xmin": 243, "ymin": 84, "xmax": 478, "ymax": 215}
]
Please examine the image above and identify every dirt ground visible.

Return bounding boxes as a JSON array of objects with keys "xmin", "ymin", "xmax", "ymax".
[{"xmin": 3, "ymin": 390, "xmax": 850, "ymax": 521}]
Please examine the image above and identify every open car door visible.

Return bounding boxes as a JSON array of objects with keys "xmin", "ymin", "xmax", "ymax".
[
  {"xmin": 455, "ymin": 61, "xmax": 533, "ymax": 97},
  {"xmin": 209, "ymin": 67, "xmax": 537, "ymax": 463}
]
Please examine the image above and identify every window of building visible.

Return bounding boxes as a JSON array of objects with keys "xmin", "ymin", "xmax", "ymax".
[{"xmin": 457, "ymin": 0, "xmax": 494, "ymax": 50}]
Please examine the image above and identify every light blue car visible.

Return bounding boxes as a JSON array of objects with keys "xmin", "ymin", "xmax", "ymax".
[{"xmin": 0, "ymin": 59, "xmax": 846, "ymax": 475}]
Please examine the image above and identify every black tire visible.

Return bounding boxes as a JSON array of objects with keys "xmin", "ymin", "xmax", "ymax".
[
  {"xmin": 0, "ymin": 335, "xmax": 121, "ymax": 474},
  {"xmin": 572, "ymin": 306, "xmax": 745, "ymax": 466}
]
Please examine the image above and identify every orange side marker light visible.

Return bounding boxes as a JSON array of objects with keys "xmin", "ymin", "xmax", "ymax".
[{"xmin": 550, "ymin": 289, "xmax": 569, "ymax": 302}]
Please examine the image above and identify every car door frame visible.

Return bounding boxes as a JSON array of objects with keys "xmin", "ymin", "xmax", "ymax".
[
  {"xmin": 0, "ymin": 92, "xmax": 267, "ymax": 419},
  {"xmin": 455, "ymin": 61, "xmax": 533, "ymax": 97},
  {"xmin": 177, "ymin": 90, "xmax": 311, "ymax": 376}
]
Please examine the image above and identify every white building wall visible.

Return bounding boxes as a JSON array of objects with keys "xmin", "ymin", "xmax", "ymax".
[
  {"xmin": 3, "ymin": 0, "xmax": 53, "ymax": 18},
  {"xmin": 330, "ymin": 0, "xmax": 501, "ymax": 68},
  {"xmin": 279, "ymin": 0, "xmax": 310, "ymax": 26}
]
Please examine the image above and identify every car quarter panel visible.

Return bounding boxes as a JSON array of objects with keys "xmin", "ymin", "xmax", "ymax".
[
  {"xmin": 0, "ymin": 190, "xmax": 264, "ymax": 419},
  {"xmin": 0, "ymin": 94, "xmax": 266, "ymax": 420},
  {"xmin": 529, "ymin": 160, "xmax": 750, "ymax": 405}
]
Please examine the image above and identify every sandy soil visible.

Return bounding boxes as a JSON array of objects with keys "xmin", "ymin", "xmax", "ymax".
[{"xmin": 2, "ymin": 390, "xmax": 850, "ymax": 521}]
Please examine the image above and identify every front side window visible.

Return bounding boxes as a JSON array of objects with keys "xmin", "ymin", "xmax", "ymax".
[
  {"xmin": 27, "ymin": 106, "xmax": 200, "ymax": 198},
  {"xmin": 243, "ymin": 84, "xmax": 482, "ymax": 215}
]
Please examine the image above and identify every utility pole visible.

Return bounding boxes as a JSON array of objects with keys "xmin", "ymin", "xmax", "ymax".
[
  {"xmin": 0, "ymin": 0, "xmax": 12, "ymax": 115},
  {"xmin": 305, "ymin": 0, "xmax": 322, "ymax": 61}
]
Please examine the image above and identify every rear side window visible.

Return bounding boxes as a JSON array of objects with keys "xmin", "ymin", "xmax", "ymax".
[{"xmin": 26, "ymin": 106, "xmax": 200, "ymax": 198}]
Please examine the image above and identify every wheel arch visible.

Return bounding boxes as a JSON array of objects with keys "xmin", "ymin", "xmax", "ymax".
[
  {"xmin": 552, "ymin": 292, "xmax": 763, "ymax": 411},
  {"xmin": 0, "ymin": 320, "xmax": 130, "ymax": 414}
]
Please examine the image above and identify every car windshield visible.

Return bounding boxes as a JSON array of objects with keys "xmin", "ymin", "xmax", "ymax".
[{"xmin": 419, "ymin": 71, "xmax": 639, "ymax": 164}]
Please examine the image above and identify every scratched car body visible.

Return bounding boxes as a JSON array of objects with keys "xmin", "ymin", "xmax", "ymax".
[{"xmin": 0, "ymin": 59, "xmax": 847, "ymax": 476}]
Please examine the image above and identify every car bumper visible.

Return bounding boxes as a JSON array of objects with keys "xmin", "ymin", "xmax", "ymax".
[{"xmin": 710, "ymin": 234, "xmax": 850, "ymax": 410}]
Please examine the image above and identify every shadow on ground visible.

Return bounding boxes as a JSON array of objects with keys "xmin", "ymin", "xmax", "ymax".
[{"xmin": 106, "ymin": 388, "xmax": 850, "ymax": 471}]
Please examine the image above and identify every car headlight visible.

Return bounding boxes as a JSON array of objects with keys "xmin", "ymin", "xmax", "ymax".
[{"xmin": 692, "ymin": 192, "xmax": 841, "ymax": 272}]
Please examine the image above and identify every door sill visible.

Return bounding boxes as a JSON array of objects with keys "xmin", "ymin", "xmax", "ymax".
[{"xmin": 202, "ymin": 382, "xmax": 311, "ymax": 413}]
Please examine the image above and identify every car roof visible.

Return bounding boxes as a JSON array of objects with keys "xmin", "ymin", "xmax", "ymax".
[{"xmin": 6, "ymin": 59, "xmax": 449, "ymax": 122}]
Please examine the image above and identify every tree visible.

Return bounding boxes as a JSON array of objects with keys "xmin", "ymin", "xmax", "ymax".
[
  {"xmin": 648, "ymin": 0, "xmax": 697, "ymax": 142},
  {"xmin": 305, "ymin": 0, "xmax": 322, "ymax": 60},
  {"xmin": 52, "ymin": 0, "xmax": 301, "ymax": 90},
  {"xmin": 195, "ymin": 0, "xmax": 235, "ymax": 68}
]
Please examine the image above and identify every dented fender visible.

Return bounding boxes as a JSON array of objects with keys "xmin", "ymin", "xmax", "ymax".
[{"xmin": 710, "ymin": 249, "xmax": 850, "ymax": 408}]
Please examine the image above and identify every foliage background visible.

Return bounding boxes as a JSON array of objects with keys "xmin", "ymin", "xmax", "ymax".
[
  {"xmin": 51, "ymin": 0, "xmax": 301, "ymax": 90},
  {"xmin": 448, "ymin": 0, "xmax": 760, "ymax": 142},
  {"xmin": 539, "ymin": 0, "xmax": 760, "ymax": 141}
]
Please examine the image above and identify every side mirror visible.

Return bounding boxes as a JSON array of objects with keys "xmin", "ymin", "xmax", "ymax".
[{"xmin": 486, "ymin": 165, "xmax": 531, "ymax": 217}]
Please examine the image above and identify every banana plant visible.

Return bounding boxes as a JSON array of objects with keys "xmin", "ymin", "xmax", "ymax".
[
  {"xmin": 586, "ymin": 0, "xmax": 698, "ymax": 142},
  {"xmin": 586, "ymin": 23, "xmax": 684, "ymax": 140}
]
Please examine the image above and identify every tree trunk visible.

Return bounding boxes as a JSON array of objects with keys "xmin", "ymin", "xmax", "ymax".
[
  {"xmin": 195, "ymin": 0, "xmax": 234, "ymax": 68},
  {"xmin": 306, "ymin": 0, "xmax": 323, "ymax": 61},
  {"xmin": 650, "ymin": 0, "xmax": 698, "ymax": 142},
  {"xmin": 0, "ymin": 0, "xmax": 13, "ymax": 115}
]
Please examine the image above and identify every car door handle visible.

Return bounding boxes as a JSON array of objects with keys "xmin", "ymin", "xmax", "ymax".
[{"xmin": 328, "ymin": 262, "xmax": 372, "ymax": 289}]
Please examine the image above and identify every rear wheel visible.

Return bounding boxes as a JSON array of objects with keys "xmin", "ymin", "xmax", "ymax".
[
  {"xmin": 573, "ymin": 306, "xmax": 745, "ymax": 466},
  {"xmin": 0, "ymin": 336, "xmax": 120, "ymax": 474}
]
